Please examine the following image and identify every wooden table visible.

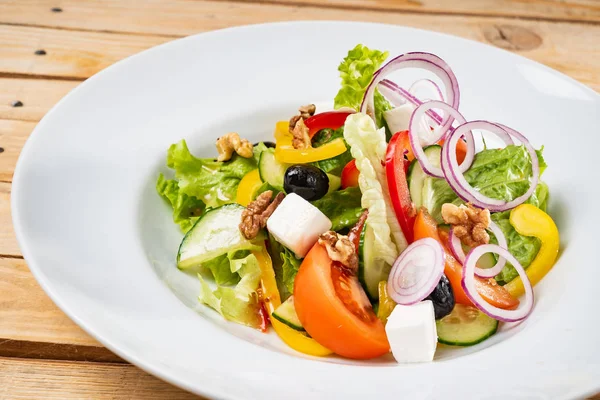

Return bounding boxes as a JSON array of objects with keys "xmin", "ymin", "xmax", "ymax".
[{"xmin": 0, "ymin": 0, "xmax": 598, "ymax": 398}]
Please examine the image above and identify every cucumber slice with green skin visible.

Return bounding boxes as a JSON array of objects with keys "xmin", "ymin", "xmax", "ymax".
[
  {"xmin": 358, "ymin": 223, "xmax": 391, "ymax": 301},
  {"xmin": 259, "ymin": 149, "xmax": 288, "ymax": 191},
  {"xmin": 177, "ymin": 204, "xmax": 262, "ymax": 269},
  {"xmin": 436, "ymin": 303, "xmax": 498, "ymax": 346},
  {"xmin": 408, "ymin": 145, "xmax": 442, "ymax": 209},
  {"xmin": 272, "ymin": 296, "xmax": 305, "ymax": 331}
]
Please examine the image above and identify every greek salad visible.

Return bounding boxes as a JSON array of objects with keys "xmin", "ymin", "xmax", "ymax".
[{"xmin": 157, "ymin": 44, "xmax": 559, "ymax": 362}]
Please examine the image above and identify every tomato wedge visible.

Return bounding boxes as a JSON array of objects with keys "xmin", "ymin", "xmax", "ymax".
[
  {"xmin": 386, "ymin": 131, "xmax": 416, "ymax": 243},
  {"xmin": 304, "ymin": 111, "xmax": 353, "ymax": 138},
  {"xmin": 413, "ymin": 208, "xmax": 519, "ymax": 310},
  {"xmin": 294, "ymin": 243, "xmax": 389, "ymax": 359},
  {"xmin": 340, "ymin": 159, "xmax": 360, "ymax": 189}
]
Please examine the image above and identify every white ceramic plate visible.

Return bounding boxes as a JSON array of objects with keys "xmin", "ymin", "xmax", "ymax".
[{"xmin": 12, "ymin": 21, "xmax": 600, "ymax": 399}]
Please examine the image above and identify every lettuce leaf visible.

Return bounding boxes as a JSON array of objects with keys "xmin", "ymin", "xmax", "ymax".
[
  {"xmin": 343, "ymin": 113, "xmax": 407, "ymax": 264},
  {"xmin": 312, "ymin": 186, "xmax": 363, "ymax": 231},
  {"xmin": 156, "ymin": 173, "xmax": 204, "ymax": 232},
  {"xmin": 267, "ymin": 234, "xmax": 301, "ymax": 301},
  {"xmin": 334, "ymin": 44, "xmax": 392, "ymax": 131},
  {"xmin": 198, "ymin": 250, "xmax": 263, "ymax": 328},
  {"xmin": 166, "ymin": 140, "xmax": 257, "ymax": 208},
  {"xmin": 419, "ymin": 144, "xmax": 549, "ymax": 285},
  {"xmin": 311, "ymin": 128, "xmax": 353, "ymax": 175}
]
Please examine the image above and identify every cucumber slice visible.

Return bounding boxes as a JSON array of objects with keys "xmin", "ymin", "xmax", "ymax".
[
  {"xmin": 326, "ymin": 174, "xmax": 341, "ymax": 194},
  {"xmin": 408, "ymin": 145, "xmax": 441, "ymax": 208},
  {"xmin": 177, "ymin": 204, "xmax": 261, "ymax": 269},
  {"xmin": 259, "ymin": 149, "xmax": 288, "ymax": 191},
  {"xmin": 272, "ymin": 296, "xmax": 305, "ymax": 331},
  {"xmin": 358, "ymin": 223, "xmax": 391, "ymax": 301},
  {"xmin": 436, "ymin": 303, "xmax": 498, "ymax": 346}
]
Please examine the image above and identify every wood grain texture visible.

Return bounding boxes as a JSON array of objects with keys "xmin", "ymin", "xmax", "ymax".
[
  {"xmin": 0, "ymin": 78, "xmax": 78, "ymax": 122},
  {"xmin": 0, "ymin": 357, "xmax": 201, "ymax": 399},
  {"xmin": 0, "ymin": 119, "xmax": 34, "ymax": 182},
  {"xmin": 0, "ymin": 256, "xmax": 103, "ymax": 349},
  {"xmin": 1, "ymin": 0, "xmax": 599, "ymax": 26},
  {"xmin": 0, "ymin": 182, "xmax": 20, "ymax": 257},
  {"xmin": 0, "ymin": 1, "xmax": 598, "ymax": 91},
  {"xmin": 239, "ymin": 0, "xmax": 600, "ymax": 23}
]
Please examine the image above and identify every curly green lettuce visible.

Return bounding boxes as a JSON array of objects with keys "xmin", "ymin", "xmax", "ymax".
[
  {"xmin": 198, "ymin": 250, "xmax": 263, "ymax": 328},
  {"xmin": 343, "ymin": 113, "xmax": 407, "ymax": 264},
  {"xmin": 334, "ymin": 44, "xmax": 393, "ymax": 133},
  {"xmin": 156, "ymin": 174, "xmax": 204, "ymax": 232}
]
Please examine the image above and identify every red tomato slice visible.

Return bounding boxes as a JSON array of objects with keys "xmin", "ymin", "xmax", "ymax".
[
  {"xmin": 294, "ymin": 243, "xmax": 389, "ymax": 359},
  {"xmin": 304, "ymin": 111, "xmax": 353, "ymax": 138},
  {"xmin": 341, "ymin": 159, "xmax": 360, "ymax": 189},
  {"xmin": 413, "ymin": 208, "xmax": 519, "ymax": 310},
  {"xmin": 385, "ymin": 131, "xmax": 416, "ymax": 243}
]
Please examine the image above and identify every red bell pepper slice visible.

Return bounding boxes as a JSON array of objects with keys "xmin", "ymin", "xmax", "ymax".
[
  {"xmin": 304, "ymin": 111, "xmax": 354, "ymax": 138},
  {"xmin": 385, "ymin": 130, "xmax": 416, "ymax": 244},
  {"xmin": 340, "ymin": 159, "xmax": 360, "ymax": 189}
]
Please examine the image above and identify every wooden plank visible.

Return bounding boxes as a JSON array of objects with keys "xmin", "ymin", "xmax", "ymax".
[
  {"xmin": 0, "ymin": 0, "xmax": 598, "ymax": 26},
  {"xmin": 236, "ymin": 0, "xmax": 600, "ymax": 23},
  {"xmin": 0, "ymin": 78, "xmax": 78, "ymax": 122},
  {"xmin": 0, "ymin": 24, "xmax": 170, "ymax": 79},
  {"xmin": 0, "ymin": 357, "xmax": 201, "ymax": 399},
  {"xmin": 0, "ymin": 256, "xmax": 104, "ymax": 349},
  {"xmin": 0, "ymin": 182, "xmax": 21, "ymax": 256},
  {"xmin": 0, "ymin": 2, "xmax": 598, "ymax": 91},
  {"xmin": 0, "ymin": 119, "xmax": 34, "ymax": 182}
]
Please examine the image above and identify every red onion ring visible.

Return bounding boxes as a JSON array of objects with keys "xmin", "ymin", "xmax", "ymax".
[
  {"xmin": 408, "ymin": 100, "xmax": 475, "ymax": 178},
  {"xmin": 378, "ymin": 79, "xmax": 443, "ymax": 125},
  {"xmin": 409, "ymin": 78, "xmax": 444, "ymax": 102},
  {"xmin": 441, "ymin": 121, "xmax": 539, "ymax": 212},
  {"xmin": 448, "ymin": 221, "xmax": 508, "ymax": 278},
  {"xmin": 360, "ymin": 52, "xmax": 460, "ymax": 137},
  {"xmin": 387, "ymin": 238, "xmax": 446, "ymax": 305},
  {"xmin": 462, "ymin": 244, "xmax": 534, "ymax": 322}
]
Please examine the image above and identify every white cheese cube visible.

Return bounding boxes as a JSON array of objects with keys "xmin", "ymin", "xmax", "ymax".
[
  {"xmin": 385, "ymin": 300, "xmax": 438, "ymax": 363},
  {"xmin": 266, "ymin": 193, "xmax": 332, "ymax": 258},
  {"xmin": 383, "ymin": 104, "xmax": 435, "ymax": 145}
]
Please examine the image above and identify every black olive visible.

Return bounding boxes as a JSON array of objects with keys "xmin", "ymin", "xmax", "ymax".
[
  {"xmin": 284, "ymin": 164, "xmax": 329, "ymax": 201},
  {"xmin": 425, "ymin": 274, "xmax": 455, "ymax": 320},
  {"xmin": 254, "ymin": 141, "xmax": 276, "ymax": 148}
]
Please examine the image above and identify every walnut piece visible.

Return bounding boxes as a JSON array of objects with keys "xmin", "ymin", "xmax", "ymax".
[
  {"xmin": 215, "ymin": 132, "xmax": 253, "ymax": 162},
  {"xmin": 239, "ymin": 191, "xmax": 285, "ymax": 240},
  {"xmin": 441, "ymin": 203, "xmax": 491, "ymax": 247},
  {"xmin": 318, "ymin": 231, "xmax": 358, "ymax": 273},
  {"xmin": 288, "ymin": 104, "xmax": 316, "ymax": 149}
]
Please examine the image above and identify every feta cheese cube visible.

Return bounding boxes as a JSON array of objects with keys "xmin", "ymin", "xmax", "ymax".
[
  {"xmin": 266, "ymin": 193, "xmax": 332, "ymax": 258},
  {"xmin": 385, "ymin": 300, "xmax": 438, "ymax": 363}
]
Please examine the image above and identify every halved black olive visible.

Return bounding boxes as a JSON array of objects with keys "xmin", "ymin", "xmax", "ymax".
[
  {"xmin": 426, "ymin": 274, "xmax": 455, "ymax": 320},
  {"xmin": 284, "ymin": 164, "xmax": 329, "ymax": 201}
]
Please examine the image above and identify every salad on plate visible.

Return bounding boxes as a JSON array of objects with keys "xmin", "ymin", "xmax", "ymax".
[{"xmin": 157, "ymin": 44, "xmax": 559, "ymax": 362}]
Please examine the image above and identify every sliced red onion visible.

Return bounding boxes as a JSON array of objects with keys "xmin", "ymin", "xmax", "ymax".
[
  {"xmin": 408, "ymin": 100, "xmax": 474, "ymax": 178},
  {"xmin": 448, "ymin": 221, "xmax": 508, "ymax": 278},
  {"xmin": 378, "ymin": 79, "xmax": 443, "ymax": 125},
  {"xmin": 462, "ymin": 244, "xmax": 534, "ymax": 322},
  {"xmin": 387, "ymin": 238, "xmax": 446, "ymax": 305},
  {"xmin": 441, "ymin": 120, "xmax": 539, "ymax": 212},
  {"xmin": 361, "ymin": 52, "xmax": 460, "ymax": 137},
  {"xmin": 409, "ymin": 79, "xmax": 444, "ymax": 102}
]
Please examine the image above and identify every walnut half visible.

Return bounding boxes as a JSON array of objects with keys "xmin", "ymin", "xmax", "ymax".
[
  {"xmin": 318, "ymin": 231, "xmax": 358, "ymax": 274},
  {"xmin": 239, "ymin": 191, "xmax": 285, "ymax": 240},
  {"xmin": 216, "ymin": 132, "xmax": 253, "ymax": 162},
  {"xmin": 441, "ymin": 203, "xmax": 491, "ymax": 247},
  {"xmin": 289, "ymin": 104, "xmax": 316, "ymax": 150}
]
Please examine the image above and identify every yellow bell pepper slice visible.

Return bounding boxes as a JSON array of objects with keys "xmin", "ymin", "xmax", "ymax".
[
  {"xmin": 504, "ymin": 204, "xmax": 560, "ymax": 297},
  {"xmin": 252, "ymin": 247, "xmax": 332, "ymax": 356},
  {"xmin": 236, "ymin": 169, "xmax": 263, "ymax": 206},
  {"xmin": 376, "ymin": 281, "xmax": 396, "ymax": 324},
  {"xmin": 273, "ymin": 121, "xmax": 347, "ymax": 164}
]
